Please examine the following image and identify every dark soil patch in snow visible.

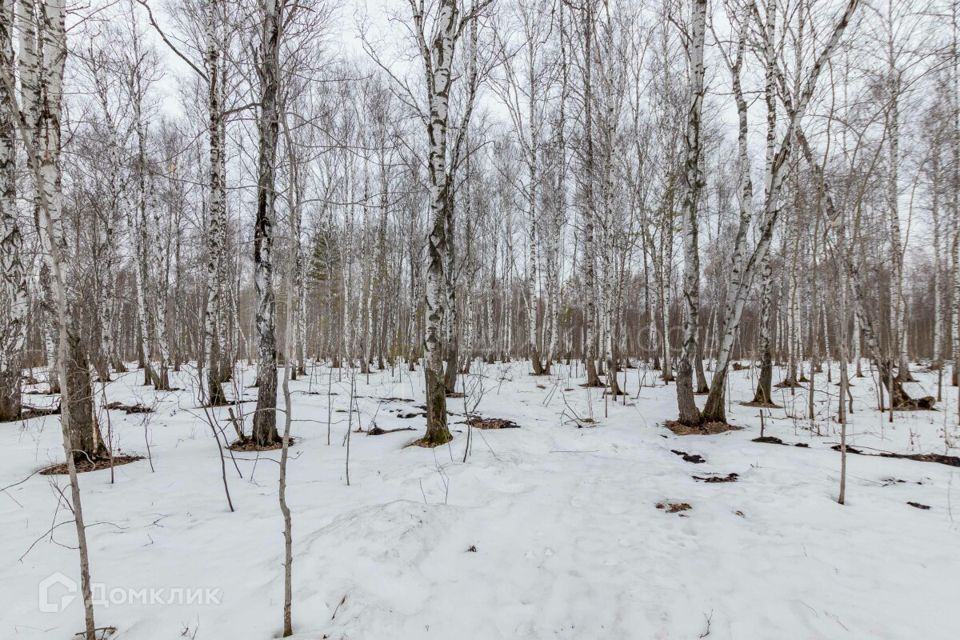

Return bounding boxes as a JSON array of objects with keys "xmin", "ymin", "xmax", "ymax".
[
  {"xmin": 664, "ymin": 420, "xmax": 741, "ymax": 436},
  {"xmin": 367, "ymin": 425, "xmax": 416, "ymax": 436},
  {"xmin": 656, "ymin": 501, "xmax": 692, "ymax": 514},
  {"xmin": 740, "ymin": 400, "xmax": 782, "ymax": 408},
  {"xmin": 693, "ymin": 473, "xmax": 739, "ymax": 483},
  {"xmin": 907, "ymin": 501, "xmax": 931, "ymax": 510},
  {"xmin": 829, "ymin": 445, "xmax": 960, "ymax": 468},
  {"xmin": 880, "ymin": 452, "xmax": 960, "ymax": 467},
  {"xmin": 396, "ymin": 411, "xmax": 427, "ymax": 419},
  {"xmin": 445, "ymin": 391, "xmax": 465, "ymax": 399},
  {"xmin": 830, "ymin": 444, "xmax": 863, "ymax": 454},
  {"xmin": 881, "ymin": 477, "xmax": 924, "ymax": 487},
  {"xmin": 893, "ymin": 396, "xmax": 937, "ymax": 410},
  {"xmin": 466, "ymin": 416, "xmax": 520, "ymax": 430},
  {"xmin": 753, "ymin": 436, "xmax": 810, "ymax": 448},
  {"xmin": 41, "ymin": 454, "xmax": 143, "ymax": 475},
  {"xmin": 228, "ymin": 437, "xmax": 295, "ymax": 452},
  {"xmin": 106, "ymin": 401, "xmax": 154, "ymax": 414},
  {"xmin": 671, "ymin": 449, "xmax": 705, "ymax": 464}
]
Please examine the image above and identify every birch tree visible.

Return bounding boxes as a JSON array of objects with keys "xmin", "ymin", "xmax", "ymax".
[
  {"xmin": 674, "ymin": 0, "xmax": 708, "ymax": 426},
  {"xmin": 251, "ymin": 0, "xmax": 285, "ymax": 447},
  {"xmin": 493, "ymin": 0, "xmax": 556, "ymax": 376},
  {"xmin": 691, "ymin": 0, "xmax": 862, "ymax": 424},
  {"xmin": 0, "ymin": 0, "xmax": 27, "ymax": 422},
  {"xmin": 574, "ymin": 0, "xmax": 603, "ymax": 387},
  {"xmin": 385, "ymin": 0, "xmax": 493, "ymax": 445},
  {"xmin": 2, "ymin": 1, "xmax": 104, "ymax": 635}
]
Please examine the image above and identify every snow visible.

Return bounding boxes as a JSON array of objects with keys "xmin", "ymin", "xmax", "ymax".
[{"xmin": 1, "ymin": 361, "xmax": 958, "ymax": 639}]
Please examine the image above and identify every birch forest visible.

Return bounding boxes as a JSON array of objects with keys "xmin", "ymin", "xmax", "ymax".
[{"xmin": 2, "ymin": 0, "xmax": 960, "ymax": 638}]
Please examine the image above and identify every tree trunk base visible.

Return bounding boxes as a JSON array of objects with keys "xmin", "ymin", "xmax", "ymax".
[
  {"xmin": 0, "ymin": 370, "xmax": 22, "ymax": 422},
  {"xmin": 775, "ymin": 378, "xmax": 802, "ymax": 388},
  {"xmin": 41, "ymin": 454, "xmax": 141, "ymax": 475},
  {"xmin": 423, "ymin": 367, "xmax": 451, "ymax": 445},
  {"xmin": 741, "ymin": 400, "xmax": 781, "ymax": 408},
  {"xmin": 229, "ymin": 435, "xmax": 292, "ymax": 451},
  {"xmin": 208, "ymin": 378, "xmax": 228, "ymax": 407},
  {"xmin": 411, "ymin": 434, "xmax": 453, "ymax": 448},
  {"xmin": 664, "ymin": 420, "xmax": 741, "ymax": 436}
]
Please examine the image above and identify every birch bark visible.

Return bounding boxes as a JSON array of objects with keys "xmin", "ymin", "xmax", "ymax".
[
  {"xmin": 0, "ymin": 0, "xmax": 26, "ymax": 422},
  {"xmin": 675, "ymin": 0, "xmax": 708, "ymax": 426},
  {"xmin": 252, "ymin": 0, "xmax": 283, "ymax": 447}
]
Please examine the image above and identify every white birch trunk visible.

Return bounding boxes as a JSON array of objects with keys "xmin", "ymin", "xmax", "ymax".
[
  {"xmin": 0, "ymin": 0, "xmax": 27, "ymax": 420},
  {"xmin": 252, "ymin": 0, "xmax": 283, "ymax": 446}
]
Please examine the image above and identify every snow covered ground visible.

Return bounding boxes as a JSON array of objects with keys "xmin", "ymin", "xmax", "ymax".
[{"xmin": 1, "ymin": 360, "xmax": 958, "ymax": 639}]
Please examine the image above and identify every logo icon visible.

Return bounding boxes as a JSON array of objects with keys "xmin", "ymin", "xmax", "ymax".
[{"xmin": 38, "ymin": 572, "xmax": 77, "ymax": 613}]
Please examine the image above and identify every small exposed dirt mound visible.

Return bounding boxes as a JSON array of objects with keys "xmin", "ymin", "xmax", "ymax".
[
  {"xmin": 829, "ymin": 445, "xmax": 959, "ymax": 468},
  {"xmin": 41, "ymin": 454, "xmax": 143, "ymax": 475},
  {"xmin": 367, "ymin": 425, "xmax": 416, "ymax": 436},
  {"xmin": 106, "ymin": 401, "xmax": 154, "ymax": 414},
  {"xmin": 671, "ymin": 449, "xmax": 705, "ymax": 464},
  {"xmin": 656, "ymin": 501, "xmax": 692, "ymax": 514},
  {"xmin": 830, "ymin": 444, "xmax": 863, "ymax": 454},
  {"xmin": 753, "ymin": 436, "xmax": 784, "ymax": 445},
  {"xmin": 466, "ymin": 416, "xmax": 520, "ymax": 430},
  {"xmin": 693, "ymin": 472, "xmax": 739, "ymax": 483},
  {"xmin": 880, "ymin": 477, "xmax": 923, "ymax": 486},
  {"xmin": 894, "ymin": 396, "xmax": 936, "ymax": 410},
  {"xmin": 664, "ymin": 420, "xmax": 741, "ymax": 436},
  {"xmin": 228, "ymin": 437, "xmax": 294, "ymax": 452},
  {"xmin": 880, "ymin": 452, "xmax": 960, "ymax": 467}
]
